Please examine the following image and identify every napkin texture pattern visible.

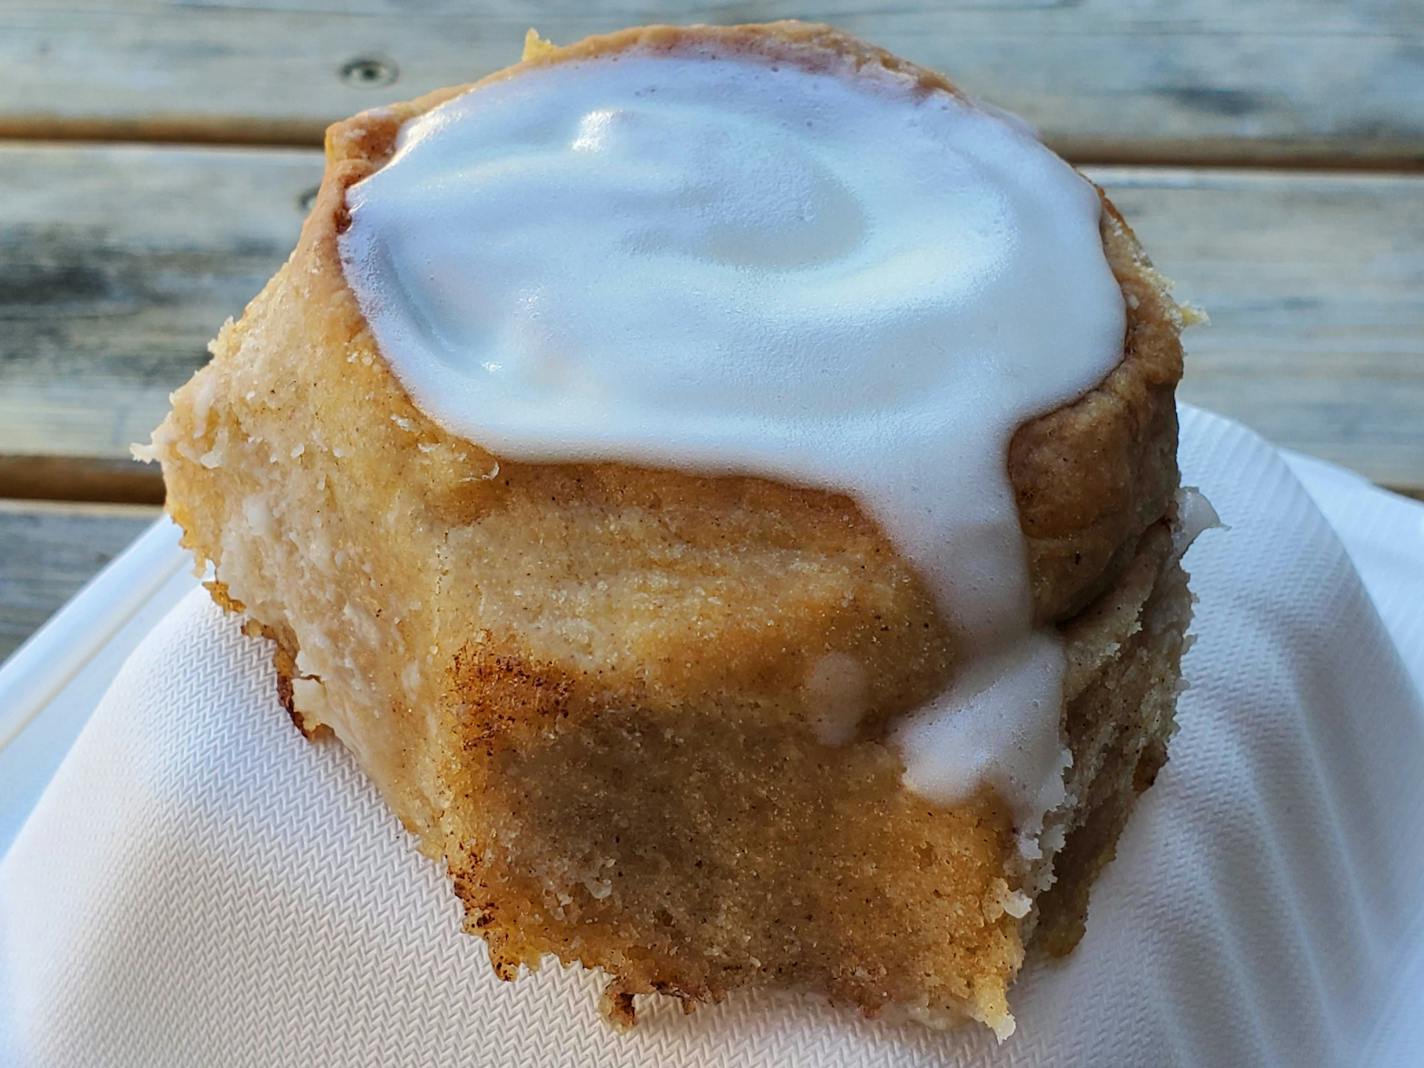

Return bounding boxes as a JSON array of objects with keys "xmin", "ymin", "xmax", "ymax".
[{"xmin": 3, "ymin": 408, "xmax": 1423, "ymax": 1067}]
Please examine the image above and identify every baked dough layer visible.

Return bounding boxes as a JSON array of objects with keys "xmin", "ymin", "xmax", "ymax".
[{"xmin": 145, "ymin": 21, "xmax": 1191, "ymax": 1036}]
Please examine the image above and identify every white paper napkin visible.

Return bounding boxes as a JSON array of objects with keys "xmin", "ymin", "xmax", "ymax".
[{"xmin": 3, "ymin": 406, "xmax": 1422, "ymax": 1067}]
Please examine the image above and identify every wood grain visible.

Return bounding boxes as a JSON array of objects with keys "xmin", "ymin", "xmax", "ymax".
[
  {"xmin": 0, "ymin": 499, "xmax": 157, "ymax": 659},
  {"xmin": 0, "ymin": 143, "xmax": 1420, "ymax": 498},
  {"xmin": 0, "ymin": 143, "xmax": 321, "ymax": 478},
  {"xmin": 1107, "ymin": 168, "xmax": 1424, "ymax": 494},
  {"xmin": 2, "ymin": 1, "xmax": 1421, "ymax": 165}
]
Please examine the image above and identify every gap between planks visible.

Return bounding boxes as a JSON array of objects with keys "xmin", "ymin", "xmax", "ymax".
[{"xmin": 2, "ymin": 125, "xmax": 1421, "ymax": 176}]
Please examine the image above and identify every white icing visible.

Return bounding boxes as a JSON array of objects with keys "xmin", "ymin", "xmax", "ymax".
[
  {"xmin": 1173, "ymin": 486, "xmax": 1222, "ymax": 560},
  {"xmin": 804, "ymin": 652, "xmax": 871, "ymax": 746},
  {"xmin": 339, "ymin": 50, "xmax": 1126, "ymax": 836}
]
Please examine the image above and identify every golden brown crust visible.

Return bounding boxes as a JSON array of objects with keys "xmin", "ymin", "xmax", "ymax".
[
  {"xmin": 145, "ymin": 20, "xmax": 1190, "ymax": 1037},
  {"xmin": 1012, "ymin": 200, "xmax": 1184, "ymax": 618},
  {"xmin": 439, "ymin": 625, "xmax": 1018, "ymax": 1024}
]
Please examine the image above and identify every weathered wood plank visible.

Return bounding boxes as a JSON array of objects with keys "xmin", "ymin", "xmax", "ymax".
[
  {"xmin": 0, "ymin": 143, "xmax": 321, "ymax": 489},
  {"xmin": 0, "ymin": 143, "xmax": 1420, "ymax": 497},
  {"xmin": 1106, "ymin": 168, "xmax": 1424, "ymax": 494},
  {"xmin": 0, "ymin": 499, "xmax": 157, "ymax": 660},
  {"xmin": 1, "ymin": 1, "xmax": 1421, "ymax": 164}
]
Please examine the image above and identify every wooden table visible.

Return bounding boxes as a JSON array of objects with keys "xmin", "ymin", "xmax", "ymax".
[{"xmin": 2, "ymin": 2, "xmax": 1421, "ymax": 659}]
